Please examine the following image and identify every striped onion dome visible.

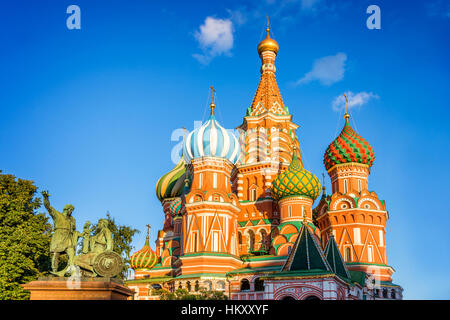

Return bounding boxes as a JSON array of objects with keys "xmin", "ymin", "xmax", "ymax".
[
  {"xmin": 324, "ymin": 114, "xmax": 375, "ymax": 170},
  {"xmin": 183, "ymin": 105, "xmax": 241, "ymax": 164},
  {"xmin": 272, "ymin": 151, "xmax": 321, "ymax": 201},
  {"xmin": 130, "ymin": 230, "xmax": 157, "ymax": 270},
  {"xmin": 169, "ymin": 197, "xmax": 182, "ymax": 216},
  {"xmin": 155, "ymin": 157, "xmax": 188, "ymax": 202}
]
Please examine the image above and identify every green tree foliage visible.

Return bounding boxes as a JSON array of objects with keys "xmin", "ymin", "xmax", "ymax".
[
  {"xmin": 92, "ymin": 213, "xmax": 139, "ymax": 279},
  {"xmin": 0, "ymin": 171, "xmax": 52, "ymax": 300},
  {"xmin": 153, "ymin": 288, "xmax": 228, "ymax": 300}
]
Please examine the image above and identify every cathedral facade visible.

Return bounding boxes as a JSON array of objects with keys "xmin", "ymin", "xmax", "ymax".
[{"xmin": 125, "ymin": 27, "xmax": 403, "ymax": 301}]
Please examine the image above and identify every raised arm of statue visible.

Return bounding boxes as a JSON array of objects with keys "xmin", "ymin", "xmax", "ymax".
[{"xmin": 41, "ymin": 190, "xmax": 59, "ymax": 219}]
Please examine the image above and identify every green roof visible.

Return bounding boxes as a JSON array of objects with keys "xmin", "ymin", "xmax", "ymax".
[
  {"xmin": 282, "ymin": 222, "xmax": 331, "ymax": 272},
  {"xmin": 324, "ymin": 235, "xmax": 350, "ymax": 280},
  {"xmin": 348, "ymin": 270, "xmax": 366, "ymax": 287},
  {"xmin": 227, "ymin": 265, "xmax": 282, "ymax": 275}
]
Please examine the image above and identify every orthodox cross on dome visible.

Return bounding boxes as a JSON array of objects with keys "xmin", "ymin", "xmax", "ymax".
[
  {"xmin": 266, "ymin": 15, "xmax": 270, "ymax": 34},
  {"xmin": 209, "ymin": 86, "xmax": 216, "ymax": 115},
  {"xmin": 322, "ymin": 172, "xmax": 326, "ymax": 192},
  {"xmin": 146, "ymin": 224, "xmax": 151, "ymax": 238},
  {"xmin": 344, "ymin": 93, "xmax": 350, "ymax": 121}
]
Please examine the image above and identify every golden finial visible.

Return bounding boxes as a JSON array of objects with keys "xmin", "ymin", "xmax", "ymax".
[
  {"xmin": 257, "ymin": 16, "xmax": 279, "ymax": 55},
  {"xmin": 344, "ymin": 93, "xmax": 350, "ymax": 121},
  {"xmin": 209, "ymin": 86, "xmax": 216, "ymax": 115}
]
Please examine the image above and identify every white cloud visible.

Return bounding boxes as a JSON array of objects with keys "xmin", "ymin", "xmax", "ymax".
[
  {"xmin": 332, "ymin": 91, "xmax": 379, "ymax": 111},
  {"xmin": 296, "ymin": 52, "xmax": 347, "ymax": 86},
  {"xmin": 193, "ymin": 17, "xmax": 234, "ymax": 65},
  {"xmin": 301, "ymin": 0, "xmax": 321, "ymax": 10},
  {"xmin": 226, "ymin": 9, "xmax": 247, "ymax": 26}
]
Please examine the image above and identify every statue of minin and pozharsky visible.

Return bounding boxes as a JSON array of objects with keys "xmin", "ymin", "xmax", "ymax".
[{"xmin": 41, "ymin": 191, "xmax": 123, "ymax": 278}]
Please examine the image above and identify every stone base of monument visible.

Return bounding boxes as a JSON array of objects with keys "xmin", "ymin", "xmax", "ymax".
[{"xmin": 22, "ymin": 277, "xmax": 135, "ymax": 300}]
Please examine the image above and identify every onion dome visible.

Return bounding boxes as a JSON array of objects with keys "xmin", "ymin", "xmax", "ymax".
[
  {"xmin": 183, "ymin": 102, "xmax": 241, "ymax": 164},
  {"xmin": 272, "ymin": 150, "xmax": 321, "ymax": 201},
  {"xmin": 324, "ymin": 113, "xmax": 375, "ymax": 170},
  {"xmin": 155, "ymin": 157, "xmax": 188, "ymax": 201},
  {"xmin": 257, "ymin": 27, "xmax": 279, "ymax": 55},
  {"xmin": 169, "ymin": 197, "xmax": 182, "ymax": 216},
  {"xmin": 130, "ymin": 225, "xmax": 157, "ymax": 270}
]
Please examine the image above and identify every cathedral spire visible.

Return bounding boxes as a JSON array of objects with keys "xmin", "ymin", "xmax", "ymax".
[{"xmin": 249, "ymin": 20, "xmax": 287, "ymax": 117}]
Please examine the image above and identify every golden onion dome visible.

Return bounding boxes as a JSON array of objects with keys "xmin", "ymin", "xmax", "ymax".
[
  {"xmin": 257, "ymin": 27, "xmax": 279, "ymax": 55},
  {"xmin": 130, "ymin": 227, "xmax": 157, "ymax": 270},
  {"xmin": 272, "ymin": 151, "xmax": 321, "ymax": 201}
]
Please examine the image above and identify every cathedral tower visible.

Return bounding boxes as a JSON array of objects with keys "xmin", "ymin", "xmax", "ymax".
[
  {"xmin": 316, "ymin": 105, "xmax": 393, "ymax": 283},
  {"xmin": 234, "ymin": 23, "xmax": 302, "ymax": 255},
  {"xmin": 179, "ymin": 98, "xmax": 242, "ymax": 275}
]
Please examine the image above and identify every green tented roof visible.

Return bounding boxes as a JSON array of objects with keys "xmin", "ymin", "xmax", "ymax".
[
  {"xmin": 324, "ymin": 235, "xmax": 350, "ymax": 280},
  {"xmin": 282, "ymin": 222, "xmax": 331, "ymax": 272}
]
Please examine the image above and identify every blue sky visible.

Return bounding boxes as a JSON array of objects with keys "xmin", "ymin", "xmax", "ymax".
[{"xmin": 1, "ymin": 0, "xmax": 449, "ymax": 299}]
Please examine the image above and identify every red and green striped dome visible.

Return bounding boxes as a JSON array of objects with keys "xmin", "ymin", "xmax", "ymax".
[
  {"xmin": 130, "ymin": 234, "xmax": 157, "ymax": 270},
  {"xmin": 324, "ymin": 116, "xmax": 375, "ymax": 170},
  {"xmin": 169, "ymin": 197, "xmax": 182, "ymax": 216}
]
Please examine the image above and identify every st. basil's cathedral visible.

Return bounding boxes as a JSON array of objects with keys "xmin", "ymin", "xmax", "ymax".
[{"xmin": 125, "ymin": 26, "xmax": 403, "ymax": 300}]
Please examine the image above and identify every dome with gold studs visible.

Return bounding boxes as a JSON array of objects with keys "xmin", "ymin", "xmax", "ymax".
[
  {"xmin": 257, "ymin": 27, "xmax": 279, "ymax": 55},
  {"xmin": 272, "ymin": 151, "xmax": 321, "ymax": 201},
  {"xmin": 130, "ymin": 227, "xmax": 157, "ymax": 270}
]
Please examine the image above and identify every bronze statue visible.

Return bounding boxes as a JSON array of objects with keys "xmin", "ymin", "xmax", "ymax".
[
  {"xmin": 42, "ymin": 191, "xmax": 123, "ymax": 278},
  {"xmin": 42, "ymin": 191, "xmax": 77, "ymax": 276}
]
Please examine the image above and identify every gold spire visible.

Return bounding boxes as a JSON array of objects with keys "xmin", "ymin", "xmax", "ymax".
[
  {"xmin": 344, "ymin": 93, "xmax": 350, "ymax": 121},
  {"xmin": 209, "ymin": 86, "xmax": 216, "ymax": 115},
  {"xmin": 145, "ymin": 224, "xmax": 151, "ymax": 245},
  {"xmin": 257, "ymin": 16, "xmax": 279, "ymax": 55}
]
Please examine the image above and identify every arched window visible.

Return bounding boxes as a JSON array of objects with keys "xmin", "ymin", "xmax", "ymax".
[
  {"xmin": 195, "ymin": 280, "xmax": 199, "ymax": 291},
  {"xmin": 383, "ymin": 288, "xmax": 388, "ymax": 298},
  {"xmin": 358, "ymin": 179, "xmax": 362, "ymax": 192},
  {"xmin": 213, "ymin": 173, "xmax": 217, "ymax": 188},
  {"xmin": 254, "ymin": 278, "xmax": 264, "ymax": 292},
  {"xmin": 203, "ymin": 280, "xmax": 212, "ymax": 291},
  {"xmin": 240, "ymin": 279, "xmax": 250, "ymax": 291},
  {"xmin": 186, "ymin": 281, "xmax": 191, "ymax": 292},
  {"xmin": 344, "ymin": 179, "xmax": 348, "ymax": 193},
  {"xmin": 345, "ymin": 247, "xmax": 352, "ymax": 262},
  {"xmin": 288, "ymin": 206, "xmax": 292, "ymax": 217},
  {"xmin": 247, "ymin": 230, "xmax": 255, "ymax": 252},
  {"xmin": 178, "ymin": 282, "xmax": 182, "ymax": 290},
  {"xmin": 238, "ymin": 232, "xmax": 242, "ymax": 245},
  {"xmin": 199, "ymin": 173, "xmax": 203, "ymax": 189},
  {"xmin": 216, "ymin": 281, "xmax": 225, "ymax": 291},
  {"xmin": 367, "ymin": 245, "xmax": 374, "ymax": 263},
  {"xmin": 391, "ymin": 290, "xmax": 396, "ymax": 299},
  {"xmin": 259, "ymin": 229, "xmax": 268, "ymax": 251},
  {"xmin": 192, "ymin": 232, "xmax": 198, "ymax": 252},
  {"xmin": 251, "ymin": 188, "xmax": 257, "ymax": 201}
]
